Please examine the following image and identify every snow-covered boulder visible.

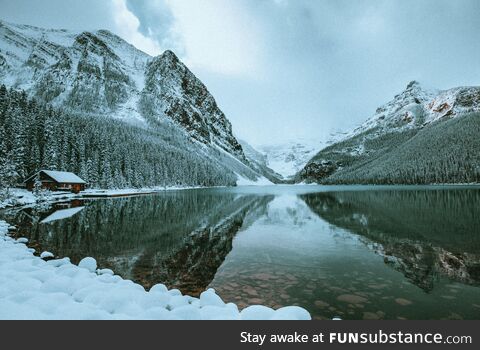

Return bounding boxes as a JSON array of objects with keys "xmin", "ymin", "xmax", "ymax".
[
  {"xmin": 167, "ymin": 288, "xmax": 182, "ymax": 297},
  {"xmin": 240, "ymin": 305, "xmax": 276, "ymax": 320},
  {"xmin": 97, "ymin": 268, "xmax": 114, "ymax": 276},
  {"xmin": 270, "ymin": 306, "xmax": 312, "ymax": 321},
  {"xmin": 199, "ymin": 288, "xmax": 225, "ymax": 307},
  {"xmin": 40, "ymin": 251, "xmax": 54, "ymax": 260},
  {"xmin": 78, "ymin": 257, "xmax": 97, "ymax": 272},
  {"xmin": 47, "ymin": 257, "xmax": 71, "ymax": 268},
  {"xmin": 149, "ymin": 284, "xmax": 168, "ymax": 294}
]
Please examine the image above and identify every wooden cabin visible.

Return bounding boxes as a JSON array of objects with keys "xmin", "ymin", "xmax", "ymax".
[{"xmin": 24, "ymin": 170, "xmax": 87, "ymax": 194}]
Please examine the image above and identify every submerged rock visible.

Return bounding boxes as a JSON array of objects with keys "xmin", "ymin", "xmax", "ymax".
[
  {"xmin": 337, "ymin": 294, "xmax": 368, "ymax": 304},
  {"xmin": 395, "ymin": 298, "xmax": 413, "ymax": 306}
]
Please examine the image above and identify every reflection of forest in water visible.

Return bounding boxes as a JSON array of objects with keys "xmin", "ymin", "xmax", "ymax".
[
  {"xmin": 301, "ymin": 189, "xmax": 480, "ymax": 292},
  {"xmin": 2, "ymin": 191, "xmax": 273, "ymax": 296},
  {"xmin": 2, "ymin": 186, "xmax": 480, "ymax": 307}
]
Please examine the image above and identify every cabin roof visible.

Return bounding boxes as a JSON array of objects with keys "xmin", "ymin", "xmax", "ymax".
[{"xmin": 24, "ymin": 170, "xmax": 87, "ymax": 184}]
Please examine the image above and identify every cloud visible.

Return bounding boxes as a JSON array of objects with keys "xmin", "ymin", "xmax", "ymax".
[
  {"xmin": 166, "ymin": 0, "xmax": 265, "ymax": 76},
  {"xmin": 110, "ymin": 0, "xmax": 162, "ymax": 56},
  {"xmin": 124, "ymin": 0, "xmax": 181, "ymax": 54},
  {"xmin": 126, "ymin": 0, "xmax": 266, "ymax": 76}
]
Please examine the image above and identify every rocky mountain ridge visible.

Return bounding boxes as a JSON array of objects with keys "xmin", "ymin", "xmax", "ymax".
[
  {"xmin": 339, "ymin": 81, "xmax": 480, "ymax": 142},
  {"xmin": 0, "ymin": 20, "xmax": 260, "ymax": 181},
  {"xmin": 299, "ymin": 81, "xmax": 480, "ymax": 184}
]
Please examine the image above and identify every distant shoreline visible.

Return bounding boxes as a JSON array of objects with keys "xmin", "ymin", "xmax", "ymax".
[{"xmin": 2, "ymin": 183, "xmax": 480, "ymax": 211}]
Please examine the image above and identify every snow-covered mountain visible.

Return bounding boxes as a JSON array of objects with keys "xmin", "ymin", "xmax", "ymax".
[
  {"xmin": 335, "ymin": 81, "xmax": 480, "ymax": 144},
  {"xmin": 299, "ymin": 81, "xmax": 480, "ymax": 184},
  {"xmin": 0, "ymin": 21, "xmax": 149, "ymax": 120},
  {"xmin": 255, "ymin": 139, "xmax": 325, "ymax": 179},
  {"xmin": 0, "ymin": 20, "xmax": 269, "ymax": 184}
]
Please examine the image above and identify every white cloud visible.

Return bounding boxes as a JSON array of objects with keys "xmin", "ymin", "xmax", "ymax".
[
  {"xmin": 164, "ymin": 0, "xmax": 265, "ymax": 76},
  {"xmin": 110, "ymin": 0, "xmax": 163, "ymax": 56}
]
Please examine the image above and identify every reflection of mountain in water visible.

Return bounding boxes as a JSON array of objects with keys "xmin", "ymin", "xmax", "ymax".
[
  {"xmin": 132, "ymin": 196, "xmax": 272, "ymax": 295},
  {"xmin": 2, "ymin": 191, "xmax": 273, "ymax": 295},
  {"xmin": 301, "ymin": 190, "xmax": 480, "ymax": 292}
]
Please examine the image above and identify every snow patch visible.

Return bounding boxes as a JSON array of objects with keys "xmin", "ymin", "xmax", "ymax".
[{"xmin": 236, "ymin": 175, "xmax": 273, "ymax": 186}]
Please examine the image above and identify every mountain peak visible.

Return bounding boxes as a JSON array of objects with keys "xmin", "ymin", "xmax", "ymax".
[
  {"xmin": 161, "ymin": 49, "xmax": 177, "ymax": 58},
  {"xmin": 96, "ymin": 29, "xmax": 120, "ymax": 40},
  {"xmin": 406, "ymin": 80, "xmax": 421, "ymax": 90},
  {"xmin": 148, "ymin": 50, "xmax": 182, "ymax": 73},
  {"xmin": 158, "ymin": 50, "xmax": 179, "ymax": 63},
  {"xmin": 397, "ymin": 80, "xmax": 432, "ymax": 104},
  {"xmin": 141, "ymin": 49, "xmax": 248, "ymax": 162}
]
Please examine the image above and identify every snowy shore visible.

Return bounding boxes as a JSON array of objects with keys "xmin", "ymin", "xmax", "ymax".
[
  {"xmin": 0, "ymin": 221, "xmax": 311, "ymax": 320},
  {"xmin": 0, "ymin": 187, "xmax": 212, "ymax": 210}
]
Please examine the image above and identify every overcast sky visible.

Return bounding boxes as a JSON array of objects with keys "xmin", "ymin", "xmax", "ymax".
[{"xmin": 1, "ymin": 0, "xmax": 479, "ymax": 145}]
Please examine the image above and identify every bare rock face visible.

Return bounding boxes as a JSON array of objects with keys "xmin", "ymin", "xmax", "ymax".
[
  {"xmin": 456, "ymin": 88, "xmax": 480, "ymax": 108},
  {"xmin": 140, "ymin": 50, "xmax": 246, "ymax": 161},
  {"xmin": 300, "ymin": 160, "xmax": 338, "ymax": 180},
  {"xmin": 426, "ymin": 86, "xmax": 480, "ymax": 119}
]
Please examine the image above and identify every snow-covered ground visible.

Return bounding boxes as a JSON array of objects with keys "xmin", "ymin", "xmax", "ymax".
[
  {"xmin": 0, "ymin": 186, "xmax": 219, "ymax": 210},
  {"xmin": 0, "ymin": 189, "xmax": 74, "ymax": 209},
  {"xmin": 236, "ymin": 175, "xmax": 273, "ymax": 186},
  {"xmin": 0, "ymin": 220, "xmax": 311, "ymax": 320}
]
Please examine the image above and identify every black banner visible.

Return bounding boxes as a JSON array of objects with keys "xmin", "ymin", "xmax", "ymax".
[{"xmin": 1, "ymin": 321, "xmax": 477, "ymax": 349}]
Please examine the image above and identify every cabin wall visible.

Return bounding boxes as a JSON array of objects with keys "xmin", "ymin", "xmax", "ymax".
[
  {"xmin": 71, "ymin": 184, "xmax": 85, "ymax": 194},
  {"xmin": 25, "ymin": 181, "xmax": 57, "ymax": 192},
  {"xmin": 25, "ymin": 180, "xmax": 85, "ymax": 193}
]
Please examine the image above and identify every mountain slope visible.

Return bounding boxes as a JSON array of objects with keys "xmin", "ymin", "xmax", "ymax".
[
  {"xmin": 299, "ymin": 82, "xmax": 480, "ymax": 184},
  {"xmin": 238, "ymin": 140, "xmax": 282, "ymax": 183},
  {"xmin": 0, "ymin": 20, "xmax": 270, "ymax": 185},
  {"xmin": 140, "ymin": 51, "xmax": 245, "ymax": 160}
]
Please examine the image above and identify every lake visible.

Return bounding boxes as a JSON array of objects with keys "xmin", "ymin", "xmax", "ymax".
[{"xmin": 2, "ymin": 185, "xmax": 480, "ymax": 320}]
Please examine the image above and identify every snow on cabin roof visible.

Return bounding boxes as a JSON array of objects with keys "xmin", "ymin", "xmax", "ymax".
[
  {"xmin": 24, "ymin": 170, "xmax": 87, "ymax": 184},
  {"xmin": 42, "ymin": 170, "xmax": 86, "ymax": 184}
]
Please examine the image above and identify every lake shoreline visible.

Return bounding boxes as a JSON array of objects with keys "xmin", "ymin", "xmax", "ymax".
[
  {"xmin": 0, "ymin": 186, "xmax": 229, "ymax": 210},
  {"xmin": 2, "ymin": 183, "xmax": 480, "ymax": 211},
  {"xmin": 0, "ymin": 220, "xmax": 311, "ymax": 320}
]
